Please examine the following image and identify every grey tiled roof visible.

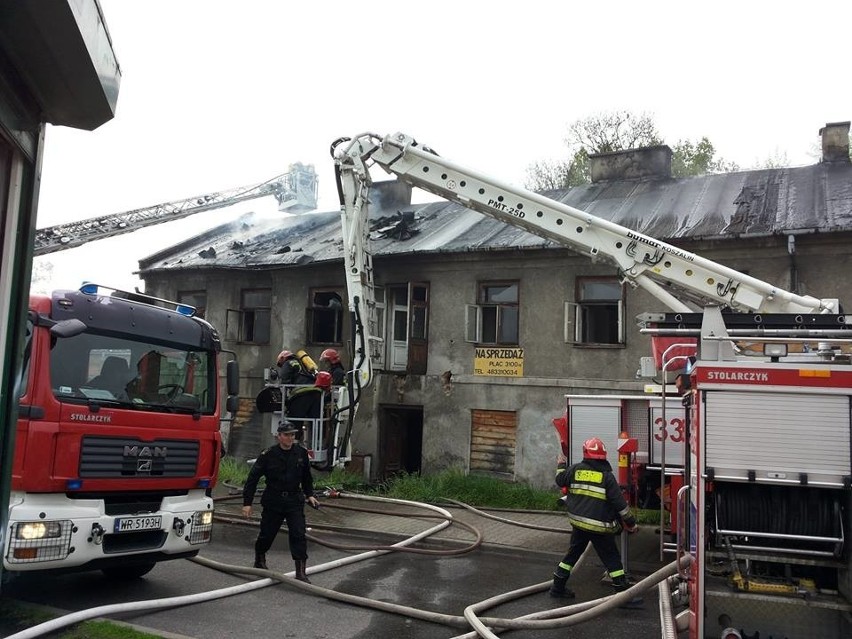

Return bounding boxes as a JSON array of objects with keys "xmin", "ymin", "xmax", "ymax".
[{"xmin": 138, "ymin": 162, "xmax": 852, "ymax": 273}]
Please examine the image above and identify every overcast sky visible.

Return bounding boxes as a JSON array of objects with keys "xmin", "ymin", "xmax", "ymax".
[{"xmin": 33, "ymin": 0, "xmax": 852, "ymax": 293}]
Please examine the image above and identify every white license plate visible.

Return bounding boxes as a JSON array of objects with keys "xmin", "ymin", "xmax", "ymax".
[{"xmin": 113, "ymin": 515, "xmax": 162, "ymax": 533}]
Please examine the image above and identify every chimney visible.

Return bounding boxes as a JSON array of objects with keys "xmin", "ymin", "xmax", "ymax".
[
  {"xmin": 819, "ymin": 121, "xmax": 850, "ymax": 163},
  {"xmin": 589, "ymin": 145, "xmax": 673, "ymax": 183},
  {"xmin": 370, "ymin": 180, "xmax": 413, "ymax": 210}
]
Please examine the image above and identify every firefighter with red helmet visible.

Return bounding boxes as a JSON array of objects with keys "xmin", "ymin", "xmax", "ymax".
[
  {"xmin": 550, "ymin": 436, "xmax": 641, "ymax": 606},
  {"xmin": 275, "ymin": 349, "xmax": 315, "ymax": 386},
  {"xmin": 319, "ymin": 348, "xmax": 346, "ymax": 386}
]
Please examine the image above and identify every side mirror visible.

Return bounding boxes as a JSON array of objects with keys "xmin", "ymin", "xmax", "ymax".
[
  {"xmin": 226, "ymin": 395, "xmax": 239, "ymax": 414},
  {"xmin": 50, "ymin": 318, "xmax": 87, "ymax": 338},
  {"xmin": 226, "ymin": 359, "xmax": 240, "ymax": 395}
]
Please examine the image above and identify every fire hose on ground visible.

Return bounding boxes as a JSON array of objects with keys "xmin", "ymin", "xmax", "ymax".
[{"xmin": 4, "ymin": 491, "xmax": 690, "ymax": 639}]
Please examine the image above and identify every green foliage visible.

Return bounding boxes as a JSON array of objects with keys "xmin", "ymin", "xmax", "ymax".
[
  {"xmin": 381, "ymin": 469, "xmax": 560, "ymax": 511},
  {"xmin": 525, "ymin": 110, "xmax": 738, "ymax": 190},
  {"xmin": 0, "ymin": 600, "xmax": 160, "ymax": 639},
  {"xmin": 217, "ymin": 455, "xmax": 253, "ymax": 486},
  {"xmin": 216, "ymin": 455, "xmax": 366, "ymax": 492},
  {"xmin": 671, "ymin": 137, "xmax": 739, "ymax": 176},
  {"xmin": 218, "ymin": 458, "xmax": 661, "ymax": 521}
]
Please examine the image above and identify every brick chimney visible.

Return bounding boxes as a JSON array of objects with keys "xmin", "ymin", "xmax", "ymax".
[
  {"xmin": 589, "ymin": 145, "xmax": 673, "ymax": 183},
  {"xmin": 819, "ymin": 121, "xmax": 850, "ymax": 163}
]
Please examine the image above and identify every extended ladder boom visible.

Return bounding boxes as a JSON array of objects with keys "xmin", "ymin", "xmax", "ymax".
[
  {"xmin": 336, "ymin": 132, "xmax": 836, "ymax": 317},
  {"xmin": 34, "ymin": 163, "xmax": 318, "ymax": 256}
]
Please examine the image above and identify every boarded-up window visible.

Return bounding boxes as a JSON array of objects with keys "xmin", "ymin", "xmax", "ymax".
[{"xmin": 470, "ymin": 409, "xmax": 516, "ymax": 478}]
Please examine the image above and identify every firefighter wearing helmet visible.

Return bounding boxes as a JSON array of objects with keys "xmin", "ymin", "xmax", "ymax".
[
  {"xmin": 275, "ymin": 349, "xmax": 315, "ymax": 386},
  {"xmin": 549, "ymin": 436, "xmax": 641, "ymax": 607},
  {"xmin": 319, "ymin": 348, "xmax": 346, "ymax": 386}
]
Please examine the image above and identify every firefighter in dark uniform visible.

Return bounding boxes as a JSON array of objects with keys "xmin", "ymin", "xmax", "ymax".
[
  {"xmin": 275, "ymin": 349, "xmax": 316, "ymax": 386},
  {"xmin": 242, "ymin": 421, "xmax": 319, "ymax": 582},
  {"xmin": 319, "ymin": 348, "xmax": 347, "ymax": 386},
  {"xmin": 550, "ymin": 436, "xmax": 641, "ymax": 605}
]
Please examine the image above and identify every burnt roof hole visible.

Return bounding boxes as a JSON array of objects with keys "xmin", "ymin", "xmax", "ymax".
[
  {"xmin": 275, "ymin": 246, "xmax": 292, "ymax": 254},
  {"xmin": 198, "ymin": 247, "xmax": 217, "ymax": 259}
]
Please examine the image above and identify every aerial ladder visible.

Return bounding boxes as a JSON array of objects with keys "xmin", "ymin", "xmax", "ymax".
[
  {"xmin": 330, "ymin": 131, "xmax": 838, "ymax": 401},
  {"xmin": 332, "ymin": 132, "xmax": 852, "ymax": 639},
  {"xmin": 33, "ymin": 162, "xmax": 318, "ymax": 255}
]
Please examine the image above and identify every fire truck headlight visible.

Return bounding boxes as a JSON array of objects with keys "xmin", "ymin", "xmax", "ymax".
[
  {"xmin": 17, "ymin": 521, "xmax": 63, "ymax": 540},
  {"xmin": 188, "ymin": 509, "xmax": 214, "ymax": 545}
]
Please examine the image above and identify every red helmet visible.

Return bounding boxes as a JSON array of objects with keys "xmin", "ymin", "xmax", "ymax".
[
  {"xmin": 320, "ymin": 348, "xmax": 340, "ymax": 364},
  {"xmin": 315, "ymin": 371, "xmax": 332, "ymax": 390},
  {"xmin": 276, "ymin": 350, "xmax": 293, "ymax": 365},
  {"xmin": 582, "ymin": 437, "xmax": 607, "ymax": 460}
]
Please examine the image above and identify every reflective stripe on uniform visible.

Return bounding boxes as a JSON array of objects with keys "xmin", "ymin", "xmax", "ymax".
[
  {"xmin": 569, "ymin": 482, "xmax": 607, "ymax": 500},
  {"xmin": 567, "ymin": 513, "xmax": 618, "ymax": 533},
  {"xmin": 574, "ymin": 469, "xmax": 603, "ymax": 483}
]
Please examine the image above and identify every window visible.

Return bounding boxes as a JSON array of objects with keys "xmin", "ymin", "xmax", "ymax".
[
  {"xmin": 227, "ymin": 289, "xmax": 271, "ymax": 344},
  {"xmin": 373, "ymin": 287, "xmax": 386, "ymax": 369},
  {"xmin": 178, "ymin": 290, "xmax": 207, "ymax": 319},
  {"xmin": 574, "ymin": 277, "xmax": 624, "ymax": 345},
  {"xmin": 307, "ymin": 288, "xmax": 343, "ymax": 345},
  {"xmin": 465, "ymin": 282, "xmax": 519, "ymax": 345},
  {"xmin": 382, "ymin": 283, "xmax": 429, "ymax": 373},
  {"xmin": 50, "ymin": 332, "xmax": 216, "ymax": 413}
]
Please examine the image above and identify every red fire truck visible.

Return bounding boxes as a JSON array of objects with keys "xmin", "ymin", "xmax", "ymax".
[{"xmin": 4, "ymin": 284, "xmax": 239, "ymax": 579}]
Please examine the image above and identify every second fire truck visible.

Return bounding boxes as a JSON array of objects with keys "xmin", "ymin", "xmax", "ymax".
[{"xmin": 331, "ymin": 131, "xmax": 851, "ymax": 639}]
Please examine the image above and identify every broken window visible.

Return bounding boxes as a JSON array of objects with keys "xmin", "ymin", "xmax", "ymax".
[
  {"xmin": 227, "ymin": 289, "xmax": 271, "ymax": 344},
  {"xmin": 177, "ymin": 290, "xmax": 207, "ymax": 319},
  {"xmin": 465, "ymin": 282, "xmax": 519, "ymax": 345},
  {"xmin": 307, "ymin": 288, "xmax": 344, "ymax": 345},
  {"xmin": 574, "ymin": 277, "xmax": 623, "ymax": 345}
]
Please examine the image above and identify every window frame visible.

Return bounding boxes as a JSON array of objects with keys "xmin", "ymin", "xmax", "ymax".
[
  {"xmin": 177, "ymin": 290, "xmax": 207, "ymax": 319},
  {"xmin": 306, "ymin": 287, "xmax": 344, "ymax": 346},
  {"xmin": 226, "ymin": 288, "xmax": 271, "ymax": 344},
  {"xmin": 465, "ymin": 281, "xmax": 519, "ymax": 346},
  {"xmin": 572, "ymin": 276, "xmax": 625, "ymax": 346}
]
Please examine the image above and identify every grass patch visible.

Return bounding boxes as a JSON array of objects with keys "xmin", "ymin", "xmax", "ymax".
[
  {"xmin": 378, "ymin": 468, "xmax": 559, "ymax": 511},
  {"xmin": 217, "ymin": 455, "xmax": 366, "ymax": 492},
  {"xmin": 217, "ymin": 456, "xmax": 661, "ymax": 522},
  {"xmin": 0, "ymin": 599, "xmax": 162, "ymax": 639}
]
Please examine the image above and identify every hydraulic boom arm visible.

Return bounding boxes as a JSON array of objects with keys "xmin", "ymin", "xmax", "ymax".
[
  {"xmin": 334, "ymin": 132, "xmax": 835, "ymax": 319},
  {"xmin": 34, "ymin": 163, "xmax": 318, "ymax": 256}
]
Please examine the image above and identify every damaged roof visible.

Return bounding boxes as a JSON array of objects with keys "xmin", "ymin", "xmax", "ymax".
[{"xmin": 138, "ymin": 161, "xmax": 852, "ymax": 274}]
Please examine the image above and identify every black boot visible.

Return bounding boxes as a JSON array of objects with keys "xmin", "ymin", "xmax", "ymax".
[
  {"xmin": 549, "ymin": 574, "xmax": 575, "ymax": 599},
  {"xmin": 612, "ymin": 575, "xmax": 643, "ymax": 609},
  {"xmin": 294, "ymin": 559, "xmax": 311, "ymax": 584},
  {"xmin": 253, "ymin": 552, "xmax": 268, "ymax": 570}
]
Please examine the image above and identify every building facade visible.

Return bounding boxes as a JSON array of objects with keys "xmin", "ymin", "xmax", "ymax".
[{"xmin": 140, "ymin": 123, "xmax": 852, "ymax": 488}]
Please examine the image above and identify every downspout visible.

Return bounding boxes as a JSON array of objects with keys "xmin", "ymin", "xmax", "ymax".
[{"xmin": 787, "ymin": 234, "xmax": 799, "ymax": 294}]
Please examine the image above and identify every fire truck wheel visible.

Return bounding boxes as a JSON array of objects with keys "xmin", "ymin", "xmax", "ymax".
[{"xmin": 101, "ymin": 561, "xmax": 156, "ymax": 580}]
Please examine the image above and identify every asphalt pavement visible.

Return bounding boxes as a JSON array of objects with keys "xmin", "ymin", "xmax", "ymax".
[
  {"xmin": 213, "ymin": 484, "xmax": 668, "ymax": 577},
  {"xmin": 4, "ymin": 486, "xmax": 674, "ymax": 639}
]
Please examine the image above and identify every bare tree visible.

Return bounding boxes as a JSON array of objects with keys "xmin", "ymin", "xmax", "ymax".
[{"xmin": 566, "ymin": 110, "xmax": 662, "ymax": 153}]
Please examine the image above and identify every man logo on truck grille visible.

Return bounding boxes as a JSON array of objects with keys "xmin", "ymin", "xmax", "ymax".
[
  {"xmin": 137, "ymin": 459, "xmax": 153, "ymax": 473},
  {"xmin": 123, "ymin": 445, "xmax": 167, "ymax": 458}
]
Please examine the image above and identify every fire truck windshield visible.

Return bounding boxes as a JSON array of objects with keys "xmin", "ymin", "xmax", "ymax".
[{"xmin": 50, "ymin": 331, "xmax": 216, "ymax": 413}]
